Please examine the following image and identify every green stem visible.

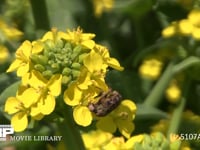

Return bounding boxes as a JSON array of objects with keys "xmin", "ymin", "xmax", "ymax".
[
  {"xmin": 58, "ymin": 106, "xmax": 85, "ymax": 150},
  {"xmin": 30, "ymin": 0, "xmax": 50, "ymax": 30},
  {"xmin": 173, "ymin": 56, "xmax": 200, "ymax": 74},
  {"xmin": 143, "ymin": 61, "xmax": 176, "ymax": 107}
]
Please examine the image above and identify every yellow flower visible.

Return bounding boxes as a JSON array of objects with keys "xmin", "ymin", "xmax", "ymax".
[
  {"xmin": 165, "ymin": 81, "xmax": 181, "ymax": 103},
  {"xmin": 92, "ymin": 0, "xmax": 114, "ymax": 17},
  {"xmin": 26, "ymin": 70, "xmax": 62, "ymax": 116},
  {"xmin": 162, "ymin": 22, "xmax": 177, "ymax": 38},
  {"xmin": 139, "ymin": 58, "xmax": 163, "ymax": 80},
  {"xmin": 64, "ymin": 82, "xmax": 97, "ymax": 126},
  {"xmin": 61, "ymin": 27, "xmax": 96, "ymax": 49},
  {"xmin": 0, "ymin": 45, "xmax": 9, "ymax": 64},
  {"xmin": 162, "ymin": 9, "xmax": 200, "ymax": 40},
  {"xmin": 179, "ymin": 19, "xmax": 193, "ymax": 35},
  {"xmin": 7, "ymin": 40, "xmax": 43, "ymax": 76},
  {"xmin": 4, "ymin": 86, "xmax": 40, "ymax": 132},
  {"xmin": 5, "ymin": 27, "xmax": 124, "ymax": 130},
  {"xmin": 96, "ymin": 100, "xmax": 137, "ymax": 138},
  {"xmin": 0, "ymin": 19, "xmax": 23, "ymax": 41},
  {"xmin": 94, "ymin": 44, "xmax": 124, "ymax": 71}
]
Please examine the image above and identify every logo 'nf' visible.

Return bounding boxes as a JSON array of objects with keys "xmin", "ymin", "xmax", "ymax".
[{"xmin": 0, "ymin": 125, "xmax": 14, "ymax": 141}]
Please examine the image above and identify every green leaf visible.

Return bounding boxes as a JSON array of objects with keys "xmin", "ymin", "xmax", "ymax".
[{"xmin": 135, "ymin": 104, "xmax": 169, "ymax": 120}]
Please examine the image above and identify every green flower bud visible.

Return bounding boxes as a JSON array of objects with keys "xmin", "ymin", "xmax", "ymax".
[
  {"xmin": 62, "ymin": 67, "xmax": 71, "ymax": 75},
  {"xmin": 72, "ymin": 70, "xmax": 80, "ymax": 78},
  {"xmin": 73, "ymin": 45, "xmax": 82, "ymax": 54},
  {"xmin": 34, "ymin": 64, "xmax": 46, "ymax": 72},
  {"xmin": 30, "ymin": 54, "xmax": 39, "ymax": 64},
  {"xmin": 170, "ymin": 140, "xmax": 181, "ymax": 150},
  {"xmin": 55, "ymin": 39, "xmax": 64, "ymax": 49},
  {"xmin": 143, "ymin": 135, "xmax": 152, "ymax": 146},
  {"xmin": 48, "ymin": 60, "xmax": 54, "ymax": 65},
  {"xmin": 161, "ymin": 140, "xmax": 170, "ymax": 150},
  {"xmin": 44, "ymin": 39, "xmax": 55, "ymax": 50},
  {"xmin": 37, "ymin": 55, "xmax": 48, "ymax": 65},
  {"xmin": 51, "ymin": 63, "xmax": 60, "ymax": 72},
  {"xmin": 153, "ymin": 132, "xmax": 163, "ymax": 145},
  {"xmin": 134, "ymin": 143, "xmax": 145, "ymax": 150},
  {"xmin": 63, "ymin": 42, "xmax": 73, "ymax": 53},
  {"xmin": 30, "ymin": 54, "xmax": 48, "ymax": 65},
  {"xmin": 62, "ymin": 75, "xmax": 72, "ymax": 84},
  {"xmin": 78, "ymin": 53, "xmax": 88, "ymax": 63},
  {"xmin": 71, "ymin": 62, "xmax": 81, "ymax": 70},
  {"xmin": 42, "ymin": 70, "xmax": 53, "ymax": 79}
]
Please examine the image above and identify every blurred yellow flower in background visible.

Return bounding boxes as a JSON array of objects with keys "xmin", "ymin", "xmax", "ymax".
[
  {"xmin": 92, "ymin": 0, "xmax": 114, "ymax": 17},
  {"xmin": 0, "ymin": 45, "xmax": 9, "ymax": 64},
  {"xmin": 139, "ymin": 58, "xmax": 163, "ymax": 80},
  {"xmin": 165, "ymin": 80, "xmax": 181, "ymax": 103},
  {"xmin": 0, "ymin": 18, "xmax": 23, "ymax": 41}
]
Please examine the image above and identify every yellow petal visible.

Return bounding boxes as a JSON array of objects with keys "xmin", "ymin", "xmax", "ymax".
[
  {"xmin": 39, "ymin": 95, "xmax": 55, "ymax": 115},
  {"xmin": 84, "ymin": 51, "xmax": 103, "ymax": 72},
  {"xmin": 41, "ymin": 31, "xmax": 53, "ymax": 41},
  {"xmin": 32, "ymin": 41, "xmax": 44, "ymax": 53},
  {"xmin": 121, "ymin": 100, "xmax": 137, "ymax": 113},
  {"xmin": 64, "ymin": 83, "xmax": 82, "ymax": 106},
  {"xmin": 73, "ymin": 106, "xmax": 92, "ymax": 126},
  {"xmin": 30, "ymin": 105, "xmax": 41, "ymax": 117},
  {"xmin": 48, "ymin": 74, "xmax": 62, "ymax": 96},
  {"xmin": 77, "ymin": 69, "xmax": 91, "ymax": 90},
  {"xmin": 124, "ymin": 134, "xmax": 144, "ymax": 149},
  {"xmin": 81, "ymin": 33, "xmax": 95, "ymax": 40},
  {"xmin": 6, "ymin": 59, "xmax": 22, "ymax": 73},
  {"xmin": 106, "ymin": 58, "xmax": 124, "ymax": 71},
  {"xmin": 18, "ymin": 88, "xmax": 39, "ymax": 108},
  {"xmin": 29, "ymin": 70, "xmax": 47, "ymax": 89},
  {"xmin": 11, "ymin": 112, "xmax": 28, "ymax": 132},
  {"xmin": 17, "ymin": 40, "xmax": 32, "ymax": 58},
  {"xmin": 32, "ymin": 113, "xmax": 44, "ymax": 120},
  {"xmin": 16, "ymin": 63, "xmax": 29, "ymax": 77},
  {"xmin": 117, "ymin": 120, "xmax": 134, "ymax": 139},
  {"xmin": 5, "ymin": 97, "xmax": 19, "ymax": 114},
  {"xmin": 96, "ymin": 116, "xmax": 116, "ymax": 133},
  {"xmin": 81, "ymin": 40, "xmax": 95, "ymax": 49}
]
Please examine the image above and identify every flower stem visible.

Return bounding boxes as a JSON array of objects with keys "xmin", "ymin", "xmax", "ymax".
[
  {"xmin": 58, "ymin": 106, "xmax": 85, "ymax": 150},
  {"xmin": 173, "ymin": 56, "xmax": 200, "ymax": 74},
  {"xmin": 30, "ymin": 0, "xmax": 50, "ymax": 30},
  {"xmin": 143, "ymin": 61, "xmax": 176, "ymax": 107}
]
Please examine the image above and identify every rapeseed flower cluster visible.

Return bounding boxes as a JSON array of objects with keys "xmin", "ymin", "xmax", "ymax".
[
  {"xmin": 5, "ymin": 27, "xmax": 135, "ymax": 132},
  {"xmin": 162, "ymin": 9, "xmax": 200, "ymax": 40}
]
